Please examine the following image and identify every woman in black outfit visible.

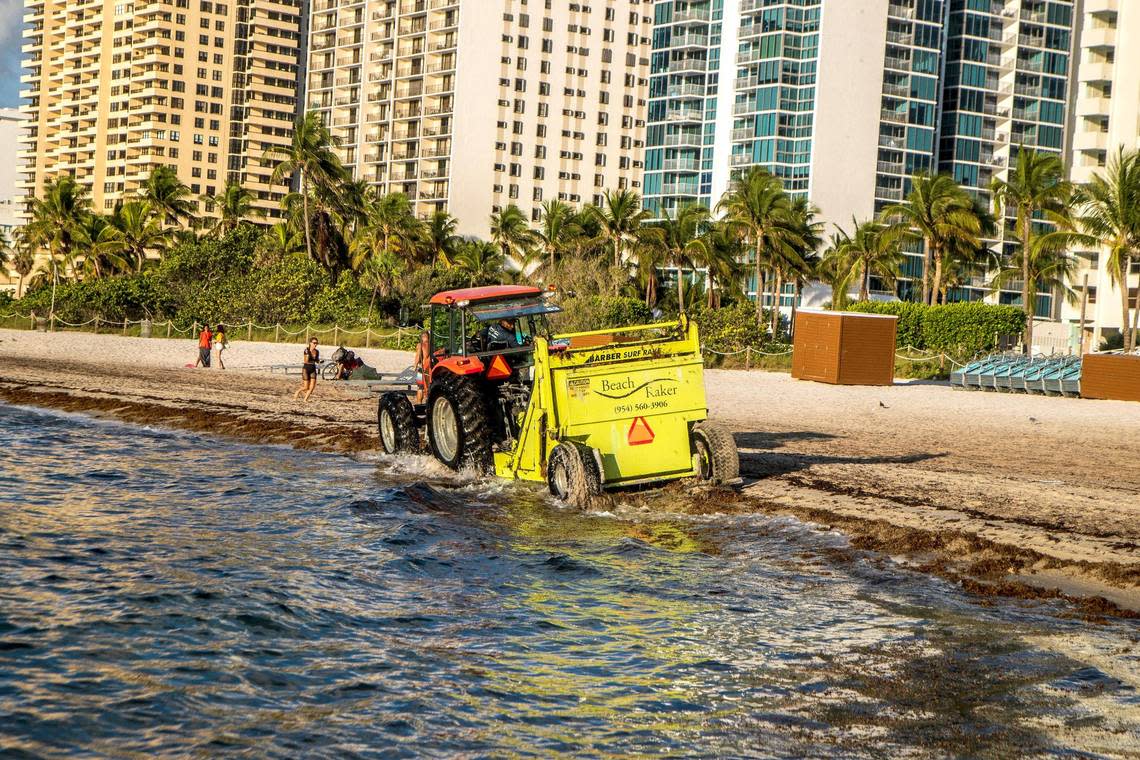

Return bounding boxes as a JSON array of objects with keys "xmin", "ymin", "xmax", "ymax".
[{"xmin": 293, "ymin": 338, "xmax": 320, "ymax": 401}]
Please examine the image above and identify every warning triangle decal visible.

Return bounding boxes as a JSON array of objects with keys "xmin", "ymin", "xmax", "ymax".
[{"xmin": 627, "ymin": 416, "xmax": 655, "ymax": 446}]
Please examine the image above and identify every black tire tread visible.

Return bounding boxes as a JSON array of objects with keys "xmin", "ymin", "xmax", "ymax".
[
  {"xmin": 548, "ymin": 441, "xmax": 602, "ymax": 507},
  {"xmin": 428, "ymin": 373, "xmax": 493, "ymax": 472},
  {"xmin": 378, "ymin": 392, "xmax": 420, "ymax": 454},
  {"xmin": 692, "ymin": 421, "xmax": 740, "ymax": 485}
]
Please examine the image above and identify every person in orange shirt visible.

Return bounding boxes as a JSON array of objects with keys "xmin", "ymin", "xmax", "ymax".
[{"xmin": 195, "ymin": 325, "xmax": 213, "ymax": 368}]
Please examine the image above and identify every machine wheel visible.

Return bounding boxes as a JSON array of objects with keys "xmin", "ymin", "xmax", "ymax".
[
  {"xmin": 691, "ymin": 422, "xmax": 740, "ymax": 485},
  {"xmin": 427, "ymin": 373, "xmax": 493, "ymax": 471},
  {"xmin": 547, "ymin": 442, "xmax": 602, "ymax": 507},
  {"xmin": 378, "ymin": 392, "xmax": 420, "ymax": 454}
]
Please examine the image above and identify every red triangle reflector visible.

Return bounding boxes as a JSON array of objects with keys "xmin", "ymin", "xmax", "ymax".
[
  {"xmin": 486, "ymin": 354, "xmax": 512, "ymax": 380},
  {"xmin": 627, "ymin": 416, "xmax": 655, "ymax": 446}
]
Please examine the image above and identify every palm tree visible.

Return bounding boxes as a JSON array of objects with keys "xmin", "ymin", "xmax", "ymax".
[
  {"xmin": 881, "ymin": 172, "xmax": 982, "ymax": 305},
  {"xmin": 260, "ymin": 221, "xmax": 304, "ymax": 261},
  {"xmin": 695, "ymin": 221, "xmax": 744, "ymax": 309},
  {"xmin": 632, "ymin": 235, "xmax": 666, "ymax": 308},
  {"xmin": 489, "ymin": 203, "xmax": 537, "ymax": 268},
  {"xmin": 12, "ymin": 238, "xmax": 36, "ymax": 298},
  {"xmin": 26, "ymin": 175, "xmax": 91, "ymax": 315},
  {"xmin": 422, "ymin": 210, "xmax": 459, "ymax": 267},
  {"xmin": 74, "ymin": 214, "xmax": 128, "ymax": 279},
  {"xmin": 783, "ymin": 196, "xmax": 823, "ymax": 336},
  {"xmin": 990, "ymin": 147, "xmax": 1071, "ymax": 339},
  {"xmin": 1076, "ymin": 147, "xmax": 1140, "ymax": 352},
  {"xmin": 589, "ymin": 189, "xmax": 653, "ymax": 272},
  {"xmin": 991, "ymin": 201, "xmax": 1085, "ymax": 348},
  {"xmin": 110, "ymin": 201, "xmax": 169, "ymax": 270},
  {"xmin": 204, "ymin": 180, "xmax": 260, "ymax": 235},
  {"xmin": 716, "ymin": 167, "xmax": 805, "ymax": 329},
  {"xmin": 0, "ymin": 229, "xmax": 9, "ymax": 273},
  {"xmin": 834, "ymin": 218, "xmax": 905, "ymax": 302},
  {"xmin": 354, "ymin": 192, "xmax": 420, "ymax": 270},
  {"xmin": 818, "ymin": 232, "xmax": 857, "ymax": 310},
  {"xmin": 140, "ymin": 165, "xmax": 197, "ymax": 227},
  {"xmin": 453, "ymin": 239, "xmax": 505, "ymax": 285},
  {"xmin": 266, "ymin": 111, "xmax": 347, "ymax": 266},
  {"xmin": 653, "ymin": 203, "xmax": 709, "ymax": 313},
  {"xmin": 534, "ymin": 200, "xmax": 580, "ymax": 277}
]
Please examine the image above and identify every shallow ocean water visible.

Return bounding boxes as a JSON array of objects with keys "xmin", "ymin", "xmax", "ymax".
[{"xmin": 1, "ymin": 404, "xmax": 1138, "ymax": 758}]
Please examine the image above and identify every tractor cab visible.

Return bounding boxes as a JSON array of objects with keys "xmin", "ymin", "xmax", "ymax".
[{"xmin": 426, "ymin": 285, "xmax": 562, "ymax": 381}]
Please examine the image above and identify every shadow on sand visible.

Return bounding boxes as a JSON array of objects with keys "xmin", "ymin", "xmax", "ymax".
[{"xmin": 733, "ymin": 430, "xmax": 947, "ymax": 480}]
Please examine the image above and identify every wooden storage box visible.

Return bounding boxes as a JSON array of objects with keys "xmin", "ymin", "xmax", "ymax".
[
  {"xmin": 792, "ymin": 310, "xmax": 898, "ymax": 386},
  {"xmin": 1080, "ymin": 353, "xmax": 1140, "ymax": 402}
]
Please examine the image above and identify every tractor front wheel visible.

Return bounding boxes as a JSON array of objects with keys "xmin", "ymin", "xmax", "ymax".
[
  {"xmin": 547, "ymin": 442, "xmax": 602, "ymax": 507},
  {"xmin": 427, "ymin": 374, "xmax": 492, "ymax": 471},
  {"xmin": 691, "ymin": 422, "xmax": 740, "ymax": 485},
  {"xmin": 378, "ymin": 392, "xmax": 419, "ymax": 454}
]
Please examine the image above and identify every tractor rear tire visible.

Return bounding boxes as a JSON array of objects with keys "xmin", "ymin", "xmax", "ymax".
[
  {"xmin": 691, "ymin": 422, "xmax": 740, "ymax": 485},
  {"xmin": 427, "ymin": 373, "xmax": 493, "ymax": 472},
  {"xmin": 378, "ymin": 392, "xmax": 420, "ymax": 454},
  {"xmin": 547, "ymin": 442, "xmax": 602, "ymax": 507}
]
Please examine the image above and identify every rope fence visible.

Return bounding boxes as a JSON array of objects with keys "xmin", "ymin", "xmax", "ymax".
[
  {"xmin": 0, "ymin": 311, "xmax": 417, "ymax": 349},
  {"xmin": 0, "ymin": 310, "xmax": 976, "ymax": 371}
]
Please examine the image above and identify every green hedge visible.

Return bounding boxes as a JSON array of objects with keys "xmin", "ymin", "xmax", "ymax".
[
  {"xmin": 694, "ymin": 302, "xmax": 770, "ymax": 354},
  {"xmin": 845, "ymin": 301, "xmax": 1025, "ymax": 355}
]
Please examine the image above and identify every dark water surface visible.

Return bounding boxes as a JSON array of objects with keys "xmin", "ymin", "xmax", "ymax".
[{"xmin": 1, "ymin": 404, "xmax": 1138, "ymax": 758}]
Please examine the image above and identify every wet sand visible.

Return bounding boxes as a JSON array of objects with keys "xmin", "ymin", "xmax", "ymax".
[{"xmin": 2, "ymin": 329, "xmax": 1138, "ymax": 615}]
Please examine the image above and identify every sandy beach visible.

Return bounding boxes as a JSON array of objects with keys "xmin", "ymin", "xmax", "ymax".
[{"xmin": 2, "ymin": 327, "xmax": 1138, "ymax": 615}]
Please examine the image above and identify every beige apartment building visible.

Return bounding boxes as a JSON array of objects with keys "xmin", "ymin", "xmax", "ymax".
[
  {"xmin": 305, "ymin": 0, "xmax": 652, "ymax": 236},
  {"xmin": 1063, "ymin": 0, "xmax": 1138, "ymax": 344},
  {"xmin": 18, "ymin": 0, "xmax": 303, "ymax": 221}
]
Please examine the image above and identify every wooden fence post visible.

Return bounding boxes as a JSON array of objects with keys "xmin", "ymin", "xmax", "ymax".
[
  {"xmin": 50, "ymin": 314, "xmax": 55, "ymax": 332},
  {"xmin": 247, "ymin": 321, "xmax": 253, "ymax": 341},
  {"xmin": 166, "ymin": 320, "xmax": 171, "ymax": 338},
  {"xmin": 93, "ymin": 315, "xmax": 100, "ymax": 333},
  {"xmin": 333, "ymin": 325, "xmax": 339, "ymax": 345},
  {"xmin": 275, "ymin": 323, "xmax": 280, "ymax": 342},
  {"xmin": 304, "ymin": 325, "xmax": 310, "ymax": 344},
  {"xmin": 744, "ymin": 347, "xmax": 751, "ymax": 370},
  {"xmin": 122, "ymin": 317, "xmax": 128, "ymax": 336}
]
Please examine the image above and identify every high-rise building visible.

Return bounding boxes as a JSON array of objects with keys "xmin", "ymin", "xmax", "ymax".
[
  {"xmin": 645, "ymin": 0, "xmax": 948, "ymax": 303},
  {"xmin": 938, "ymin": 0, "xmax": 1077, "ymax": 315},
  {"xmin": 645, "ymin": 0, "xmax": 1078, "ymax": 313},
  {"xmin": 18, "ymin": 0, "xmax": 304, "ymax": 220},
  {"xmin": 1063, "ymin": 0, "xmax": 1139, "ymax": 344},
  {"xmin": 2, "ymin": 108, "xmax": 30, "ymax": 294},
  {"xmin": 305, "ymin": 0, "xmax": 653, "ymax": 236}
]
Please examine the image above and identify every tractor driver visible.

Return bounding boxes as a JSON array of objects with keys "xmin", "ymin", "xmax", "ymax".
[{"xmin": 484, "ymin": 317, "xmax": 522, "ymax": 351}]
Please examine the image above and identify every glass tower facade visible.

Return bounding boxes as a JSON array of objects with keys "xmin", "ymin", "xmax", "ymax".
[
  {"xmin": 939, "ymin": 0, "xmax": 1076, "ymax": 315},
  {"xmin": 644, "ymin": 0, "xmax": 725, "ymax": 217},
  {"xmin": 730, "ymin": 0, "xmax": 822, "ymax": 198}
]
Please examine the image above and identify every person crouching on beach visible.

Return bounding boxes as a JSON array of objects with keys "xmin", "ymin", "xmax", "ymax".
[
  {"xmin": 213, "ymin": 324, "xmax": 228, "ymax": 370},
  {"xmin": 196, "ymin": 324, "xmax": 213, "ymax": 368},
  {"xmin": 294, "ymin": 338, "xmax": 320, "ymax": 402}
]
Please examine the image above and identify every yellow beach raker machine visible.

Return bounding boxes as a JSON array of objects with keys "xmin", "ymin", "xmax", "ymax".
[
  {"xmin": 373, "ymin": 286, "xmax": 739, "ymax": 505},
  {"xmin": 495, "ymin": 317, "xmax": 736, "ymax": 498}
]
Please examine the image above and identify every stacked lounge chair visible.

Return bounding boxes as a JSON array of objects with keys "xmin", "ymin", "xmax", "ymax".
[{"xmin": 951, "ymin": 352, "xmax": 1082, "ymax": 396}]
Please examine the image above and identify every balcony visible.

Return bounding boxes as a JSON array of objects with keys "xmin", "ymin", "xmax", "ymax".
[{"xmin": 663, "ymin": 158, "xmax": 699, "ymax": 172}]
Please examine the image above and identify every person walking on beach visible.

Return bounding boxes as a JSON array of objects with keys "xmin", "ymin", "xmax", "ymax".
[
  {"xmin": 195, "ymin": 324, "xmax": 213, "ymax": 368},
  {"xmin": 293, "ymin": 338, "xmax": 320, "ymax": 402},
  {"xmin": 413, "ymin": 330, "xmax": 431, "ymax": 404},
  {"xmin": 213, "ymin": 324, "xmax": 228, "ymax": 370}
]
